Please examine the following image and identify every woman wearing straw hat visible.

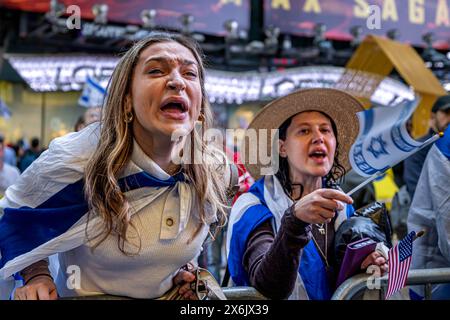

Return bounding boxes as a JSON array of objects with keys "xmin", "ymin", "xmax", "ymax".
[{"xmin": 226, "ymin": 88, "xmax": 388, "ymax": 300}]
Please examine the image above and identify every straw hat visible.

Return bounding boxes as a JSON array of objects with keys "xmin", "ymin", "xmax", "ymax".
[{"xmin": 241, "ymin": 88, "xmax": 364, "ymax": 180}]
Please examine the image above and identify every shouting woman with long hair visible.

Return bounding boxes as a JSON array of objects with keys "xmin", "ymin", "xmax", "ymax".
[{"xmin": 0, "ymin": 32, "xmax": 229, "ymax": 300}]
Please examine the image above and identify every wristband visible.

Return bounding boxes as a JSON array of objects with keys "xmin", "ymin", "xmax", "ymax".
[{"xmin": 24, "ymin": 273, "xmax": 53, "ymax": 285}]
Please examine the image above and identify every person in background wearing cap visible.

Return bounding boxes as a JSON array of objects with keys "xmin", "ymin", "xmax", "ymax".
[
  {"xmin": 226, "ymin": 88, "xmax": 388, "ymax": 300},
  {"xmin": 404, "ymin": 95, "xmax": 450, "ymax": 200},
  {"xmin": 0, "ymin": 135, "xmax": 20, "ymax": 197},
  {"xmin": 408, "ymin": 124, "xmax": 450, "ymax": 300}
]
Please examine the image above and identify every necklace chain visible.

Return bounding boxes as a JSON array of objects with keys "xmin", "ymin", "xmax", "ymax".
[
  {"xmin": 311, "ymin": 223, "xmax": 329, "ymax": 268},
  {"xmin": 315, "ymin": 223, "xmax": 325, "ymax": 235}
]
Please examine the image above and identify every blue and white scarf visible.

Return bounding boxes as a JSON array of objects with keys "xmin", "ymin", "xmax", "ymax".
[
  {"xmin": 0, "ymin": 123, "xmax": 195, "ymax": 290},
  {"xmin": 226, "ymin": 175, "xmax": 354, "ymax": 300}
]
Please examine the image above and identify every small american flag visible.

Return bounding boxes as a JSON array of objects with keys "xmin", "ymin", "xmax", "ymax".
[{"xmin": 385, "ymin": 231, "xmax": 416, "ymax": 299}]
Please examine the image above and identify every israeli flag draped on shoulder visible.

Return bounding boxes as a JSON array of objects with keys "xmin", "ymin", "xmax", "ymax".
[
  {"xmin": 226, "ymin": 175, "xmax": 355, "ymax": 300},
  {"xmin": 78, "ymin": 76, "xmax": 107, "ymax": 108},
  {"xmin": 349, "ymin": 98, "xmax": 432, "ymax": 177},
  {"xmin": 0, "ymin": 122, "xmax": 194, "ymax": 281}
]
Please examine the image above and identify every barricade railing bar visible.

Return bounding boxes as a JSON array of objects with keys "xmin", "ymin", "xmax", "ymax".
[
  {"xmin": 220, "ymin": 287, "xmax": 268, "ymax": 300},
  {"xmin": 60, "ymin": 268, "xmax": 450, "ymax": 300},
  {"xmin": 60, "ymin": 286, "xmax": 267, "ymax": 300},
  {"xmin": 331, "ymin": 268, "xmax": 450, "ymax": 300}
]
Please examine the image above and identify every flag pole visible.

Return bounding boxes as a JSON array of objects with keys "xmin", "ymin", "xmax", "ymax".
[
  {"xmin": 346, "ymin": 132, "xmax": 443, "ymax": 196},
  {"xmin": 413, "ymin": 230, "xmax": 425, "ymax": 241}
]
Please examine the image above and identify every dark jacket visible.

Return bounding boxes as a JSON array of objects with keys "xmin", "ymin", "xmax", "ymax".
[
  {"xmin": 403, "ymin": 130, "xmax": 434, "ymax": 199},
  {"xmin": 18, "ymin": 149, "xmax": 40, "ymax": 172}
]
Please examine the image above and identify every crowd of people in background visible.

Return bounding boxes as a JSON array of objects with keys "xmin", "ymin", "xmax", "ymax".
[
  {"xmin": 0, "ymin": 136, "xmax": 43, "ymax": 172},
  {"xmin": 0, "ymin": 106, "xmax": 104, "ymax": 198},
  {"xmin": 0, "ymin": 135, "xmax": 43, "ymax": 196}
]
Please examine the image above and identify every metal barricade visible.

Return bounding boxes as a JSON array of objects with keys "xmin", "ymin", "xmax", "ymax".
[
  {"xmin": 331, "ymin": 268, "xmax": 450, "ymax": 300},
  {"xmin": 61, "ymin": 286, "xmax": 267, "ymax": 300},
  {"xmin": 217, "ymin": 287, "xmax": 268, "ymax": 300},
  {"xmin": 60, "ymin": 269, "xmax": 450, "ymax": 300}
]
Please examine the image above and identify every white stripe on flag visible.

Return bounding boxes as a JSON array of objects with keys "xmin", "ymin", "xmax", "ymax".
[{"xmin": 386, "ymin": 247, "xmax": 412, "ymax": 299}]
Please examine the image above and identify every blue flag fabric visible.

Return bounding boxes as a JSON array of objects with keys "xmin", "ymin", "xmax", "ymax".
[
  {"xmin": 436, "ymin": 125, "xmax": 450, "ymax": 160},
  {"xmin": 78, "ymin": 76, "xmax": 107, "ymax": 108},
  {"xmin": 0, "ymin": 171, "xmax": 185, "ymax": 270},
  {"xmin": 349, "ymin": 99, "xmax": 429, "ymax": 177}
]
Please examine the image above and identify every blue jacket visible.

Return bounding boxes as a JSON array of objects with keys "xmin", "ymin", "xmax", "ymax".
[{"xmin": 226, "ymin": 175, "xmax": 354, "ymax": 300}]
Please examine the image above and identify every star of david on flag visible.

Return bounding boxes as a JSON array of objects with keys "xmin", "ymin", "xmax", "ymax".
[
  {"xmin": 349, "ymin": 99, "xmax": 431, "ymax": 177},
  {"xmin": 367, "ymin": 135, "xmax": 389, "ymax": 159}
]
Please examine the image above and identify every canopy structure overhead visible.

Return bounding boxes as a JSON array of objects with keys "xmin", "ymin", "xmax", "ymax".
[{"xmin": 345, "ymin": 35, "xmax": 447, "ymax": 138}]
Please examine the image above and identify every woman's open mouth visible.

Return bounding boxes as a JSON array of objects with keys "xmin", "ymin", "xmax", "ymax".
[
  {"xmin": 308, "ymin": 150, "xmax": 328, "ymax": 164},
  {"xmin": 160, "ymin": 99, "xmax": 188, "ymax": 120}
]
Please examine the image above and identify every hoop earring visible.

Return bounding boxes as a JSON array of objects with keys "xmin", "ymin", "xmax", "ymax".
[
  {"xmin": 194, "ymin": 112, "xmax": 206, "ymax": 140},
  {"xmin": 124, "ymin": 111, "xmax": 134, "ymax": 123}
]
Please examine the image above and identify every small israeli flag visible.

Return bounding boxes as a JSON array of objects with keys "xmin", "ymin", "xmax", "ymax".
[
  {"xmin": 349, "ymin": 99, "xmax": 427, "ymax": 177},
  {"xmin": 0, "ymin": 99, "xmax": 11, "ymax": 119},
  {"xmin": 78, "ymin": 77, "xmax": 107, "ymax": 108}
]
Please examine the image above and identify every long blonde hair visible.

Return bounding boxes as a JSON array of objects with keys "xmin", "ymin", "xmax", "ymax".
[{"xmin": 84, "ymin": 33, "xmax": 229, "ymax": 254}]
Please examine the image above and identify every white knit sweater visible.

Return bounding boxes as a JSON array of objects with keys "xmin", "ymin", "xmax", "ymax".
[
  {"xmin": 56, "ymin": 194, "xmax": 209, "ymax": 298},
  {"xmin": 55, "ymin": 138, "xmax": 211, "ymax": 299}
]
